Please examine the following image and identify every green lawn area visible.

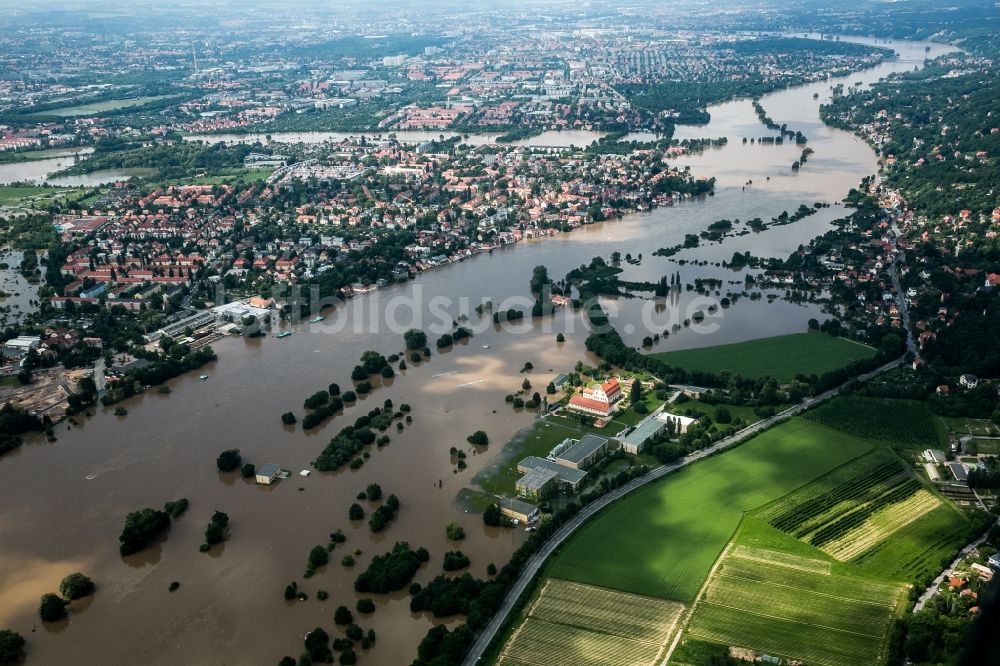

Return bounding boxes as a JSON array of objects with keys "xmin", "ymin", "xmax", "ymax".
[
  {"xmin": 0, "ymin": 375, "xmax": 22, "ymax": 387},
  {"xmin": 0, "ymin": 185, "xmax": 85, "ymax": 206},
  {"xmin": 649, "ymin": 332, "xmax": 877, "ymax": 383},
  {"xmin": 455, "ymin": 487, "xmax": 500, "ymax": 512},
  {"xmin": 29, "ymin": 95, "xmax": 179, "ymax": 117},
  {"xmin": 547, "ymin": 417, "xmax": 875, "ymax": 603}
]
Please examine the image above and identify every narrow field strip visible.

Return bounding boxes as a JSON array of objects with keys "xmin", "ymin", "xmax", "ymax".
[
  {"xmin": 687, "ymin": 604, "xmax": 884, "ymax": 666},
  {"xmin": 697, "ymin": 601, "xmax": 885, "ymax": 639},
  {"xmin": 730, "ymin": 545, "xmax": 832, "ymax": 575},
  {"xmin": 714, "ymin": 572, "xmax": 894, "ymax": 606}
]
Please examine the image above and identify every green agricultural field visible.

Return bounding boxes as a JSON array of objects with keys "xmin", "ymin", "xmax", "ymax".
[
  {"xmin": 805, "ymin": 397, "xmax": 944, "ymax": 449},
  {"xmin": 682, "ymin": 520, "xmax": 908, "ymax": 666},
  {"xmin": 29, "ymin": 95, "xmax": 179, "ymax": 117},
  {"xmin": 648, "ymin": 332, "xmax": 876, "ymax": 383},
  {"xmin": 496, "ymin": 579, "xmax": 684, "ymax": 666},
  {"xmin": 850, "ymin": 502, "xmax": 976, "ymax": 581},
  {"xmin": 753, "ymin": 448, "xmax": 974, "ymax": 582},
  {"xmin": 548, "ymin": 417, "xmax": 874, "ymax": 602}
]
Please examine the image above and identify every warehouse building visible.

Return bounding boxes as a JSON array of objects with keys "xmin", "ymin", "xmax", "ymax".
[{"xmin": 3, "ymin": 335, "xmax": 40, "ymax": 359}]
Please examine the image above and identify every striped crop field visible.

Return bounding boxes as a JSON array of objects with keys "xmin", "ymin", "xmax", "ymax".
[
  {"xmin": 497, "ymin": 579, "xmax": 684, "ymax": 666},
  {"xmin": 685, "ymin": 546, "xmax": 907, "ymax": 666},
  {"xmin": 819, "ymin": 489, "xmax": 941, "ymax": 560},
  {"xmin": 753, "ymin": 450, "xmax": 939, "ymax": 562}
]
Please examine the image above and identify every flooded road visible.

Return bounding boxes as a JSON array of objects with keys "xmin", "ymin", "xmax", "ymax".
[{"xmin": 0, "ymin": 36, "xmax": 952, "ymax": 665}]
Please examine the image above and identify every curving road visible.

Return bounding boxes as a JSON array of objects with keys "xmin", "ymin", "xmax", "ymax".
[{"xmin": 463, "ymin": 357, "xmax": 904, "ymax": 665}]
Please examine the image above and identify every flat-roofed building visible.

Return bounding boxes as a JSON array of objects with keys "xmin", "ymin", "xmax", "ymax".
[
  {"xmin": 554, "ymin": 434, "xmax": 609, "ymax": 470},
  {"xmin": 516, "ymin": 456, "xmax": 587, "ymax": 491},
  {"xmin": 622, "ymin": 419, "xmax": 666, "ymax": 454},
  {"xmin": 3, "ymin": 335, "xmax": 40, "ymax": 358},
  {"xmin": 499, "ymin": 498, "xmax": 539, "ymax": 524},
  {"xmin": 255, "ymin": 462, "xmax": 280, "ymax": 485},
  {"xmin": 516, "ymin": 466, "xmax": 558, "ymax": 501}
]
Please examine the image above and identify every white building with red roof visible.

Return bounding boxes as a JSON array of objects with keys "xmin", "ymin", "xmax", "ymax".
[{"xmin": 567, "ymin": 378, "xmax": 622, "ymax": 418}]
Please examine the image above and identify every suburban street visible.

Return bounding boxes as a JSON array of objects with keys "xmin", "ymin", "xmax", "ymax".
[
  {"xmin": 462, "ymin": 357, "xmax": 904, "ymax": 665},
  {"xmin": 888, "ymin": 221, "xmax": 918, "ymax": 357},
  {"xmin": 913, "ymin": 515, "xmax": 1000, "ymax": 611}
]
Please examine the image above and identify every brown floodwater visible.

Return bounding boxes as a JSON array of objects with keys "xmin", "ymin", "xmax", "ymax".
[{"xmin": 0, "ymin": 35, "xmax": 952, "ymax": 665}]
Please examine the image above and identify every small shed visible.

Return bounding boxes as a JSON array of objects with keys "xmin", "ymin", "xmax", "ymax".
[{"xmin": 256, "ymin": 463, "xmax": 280, "ymax": 485}]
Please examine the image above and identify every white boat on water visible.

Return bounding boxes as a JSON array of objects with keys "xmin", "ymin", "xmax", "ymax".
[
  {"xmin": 199, "ymin": 374, "xmax": 209, "ymax": 380},
  {"xmin": 482, "ymin": 345, "xmax": 490, "ymax": 349}
]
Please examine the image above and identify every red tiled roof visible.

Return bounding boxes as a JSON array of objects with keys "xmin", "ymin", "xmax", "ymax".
[{"xmin": 569, "ymin": 395, "xmax": 612, "ymax": 415}]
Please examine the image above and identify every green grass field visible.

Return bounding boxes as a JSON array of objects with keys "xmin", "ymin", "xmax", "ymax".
[
  {"xmin": 648, "ymin": 333, "xmax": 876, "ymax": 382},
  {"xmin": 681, "ymin": 519, "xmax": 908, "ymax": 666},
  {"xmin": 0, "ymin": 185, "xmax": 85, "ymax": 206},
  {"xmin": 29, "ymin": 95, "xmax": 178, "ymax": 117},
  {"xmin": 547, "ymin": 418, "xmax": 875, "ymax": 602}
]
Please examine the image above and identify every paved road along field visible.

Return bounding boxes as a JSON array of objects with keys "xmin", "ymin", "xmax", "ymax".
[{"xmin": 462, "ymin": 357, "xmax": 903, "ymax": 666}]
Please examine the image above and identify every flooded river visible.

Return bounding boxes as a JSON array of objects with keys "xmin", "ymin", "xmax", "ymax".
[
  {"xmin": 0, "ymin": 147, "xmax": 154, "ymax": 187},
  {"xmin": 0, "ymin": 36, "xmax": 952, "ymax": 665}
]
